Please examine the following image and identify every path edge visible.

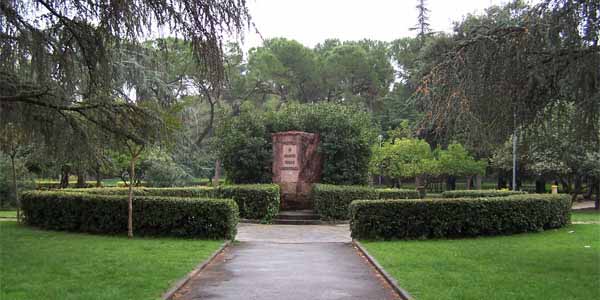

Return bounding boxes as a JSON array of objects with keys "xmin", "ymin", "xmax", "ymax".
[
  {"xmin": 353, "ymin": 239, "xmax": 413, "ymax": 300},
  {"xmin": 162, "ymin": 240, "xmax": 231, "ymax": 300}
]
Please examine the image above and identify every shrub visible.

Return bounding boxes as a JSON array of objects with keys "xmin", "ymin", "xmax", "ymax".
[
  {"xmin": 36, "ymin": 182, "xmax": 95, "ymax": 190},
  {"xmin": 215, "ymin": 184, "xmax": 280, "ymax": 222},
  {"xmin": 377, "ymin": 188, "xmax": 420, "ymax": 199},
  {"xmin": 21, "ymin": 191, "xmax": 238, "ymax": 239},
  {"xmin": 63, "ymin": 184, "xmax": 280, "ymax": 222},
  {"xmin": 349, "ymin": 194, "xmax": 571, "ymax": 240},
  {"xmin": 442, "ymin": 190, "xmax": 526, "ymax": 198},
  {"xmin": 144, "ymin": 157, "xmax": 193, "ymax": 187},
  {"xmin": 216, "ymin": 102, "xmax": 375, "ymax": 185},
  {"xmin": 312, "ymin": 184, "xmax": 417, "ymax": 220}
]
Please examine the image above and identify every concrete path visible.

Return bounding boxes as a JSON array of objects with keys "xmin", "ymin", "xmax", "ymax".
[
  {"xmin": 172, "ymin": 224, "xmax": 400, "ymax": 300},
  {"xmin": 573, "ymin": 201, "xmax": 597, "ymax": 210}
]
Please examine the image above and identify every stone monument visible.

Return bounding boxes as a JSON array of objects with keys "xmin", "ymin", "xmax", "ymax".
[{"xmin": 272, "ymin": 131, "xmax": 322, "ymax": 210}]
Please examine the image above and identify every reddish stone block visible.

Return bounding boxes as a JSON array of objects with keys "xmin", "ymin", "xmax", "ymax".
[{"xmin": 272, "ymin": 131, "xmax": 322, "ymax": 210}]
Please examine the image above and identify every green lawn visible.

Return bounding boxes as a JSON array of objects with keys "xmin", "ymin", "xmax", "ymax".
[
  {"xmin": 0, "ymin": 222, "xmax": 224, "ymax": 300},
  {"xmin": 572, "ymin": 210, "xmax": 600, "ymax": 222},
  {"xmin": 0, "ymin": 210, "xmax": 16, "ymax": 218},
  {"xmin": 362, "ymin": 225, "xmax": 600, "ymax": 300}
]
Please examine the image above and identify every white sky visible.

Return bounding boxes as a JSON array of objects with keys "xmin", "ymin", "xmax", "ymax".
[{"xmin": 239, "ymin": 0, "xmax": 538, "ymax": 50}]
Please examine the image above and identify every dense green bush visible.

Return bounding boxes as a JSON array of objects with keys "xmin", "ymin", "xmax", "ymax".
[
  {"xmin": 215, "ymin": 184, "xmax": 280, "ymax": 222},
  {"xmin": 216, "ymin": 102, "xmax": 273, "ymax": 184},
  {"xmin": 312, "ymin": 184, "xmax": 417, "ymax": 220},
  {"xmin": 269, "ymin": 102, "xmax": 375, "ymax": 185},
  {"xmin": 64, "ymin": 184, "xmax": 280, "ymax": 222},
  {"xmin": 377, "ymin": 188, "xmax": 420, "ymax": 199},
  {"xmin": 216, "ymin": 102, "xmax": 375, "ymax": 185},
  {"xmin": 349, "ymin": 194, "xmax": 571, "ymax": 240},
  {"xmin": 442, "ymin": 190, "xmax": 526, "ymax": 198},
  {"xmin": 36, "ymin": 182, "xmax": 95, "ymax": 190},
  {"xmin": 144, "ymin": 154, "xmax": 193, "ymax": 187},
  {"xmin": 21, "ymin": 191, "xmax": 238, "ymax": 239}
]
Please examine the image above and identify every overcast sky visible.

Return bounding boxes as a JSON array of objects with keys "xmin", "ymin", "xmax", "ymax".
[{"xmin": 239, "ymin": 0, "xmax": 537, "ymax": 50}]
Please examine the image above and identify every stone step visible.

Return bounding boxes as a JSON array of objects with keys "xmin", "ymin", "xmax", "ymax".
[
  {"xmin": 276, "ymin": 210, "xmax": 320, "ymax": 220},
  {"xmin": 272, "ymin": 219, "xmax": 324, "ymax": 225}
]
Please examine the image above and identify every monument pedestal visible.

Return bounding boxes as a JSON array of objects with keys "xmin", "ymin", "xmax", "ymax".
[{"xmin": 272, "ymin": 131, "xmax": 322, "ymax": 210}]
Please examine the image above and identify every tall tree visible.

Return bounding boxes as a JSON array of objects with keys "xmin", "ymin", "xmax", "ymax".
[
  {"xmin": 0, "ymin": 0, "xmax": 250, "ymax": 142},
  {"xmin": 416, "ymin": 0, "xmax": 599, "ymax": 159},
  {"xmin": 411, "ymin": 0, "xmax": 432, "ymax": 42}
]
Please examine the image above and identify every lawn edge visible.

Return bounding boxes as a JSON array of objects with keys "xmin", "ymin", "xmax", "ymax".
[
  {"xmin": 353, "ymin": 239, "xmax": 413, "ymax": 300},
  {"xmin": 162, "ymin": 240, "xmax": 231, "ymax": 300}
]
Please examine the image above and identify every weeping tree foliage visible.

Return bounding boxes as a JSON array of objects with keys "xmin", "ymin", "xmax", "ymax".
[
  {"xmin": 0, "ymin": 0, "xmax": 250, "ymax": 141},
  {"xmin": 416, "ymin": 0, "xmax": 600, "ymax": 157},
  {"xmin": 0, "ymin": 0, "xmax": 250, "ymax": 237}
]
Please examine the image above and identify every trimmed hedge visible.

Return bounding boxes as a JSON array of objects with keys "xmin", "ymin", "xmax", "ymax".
[
  {"xmin": 312, "ymin": 184, "xmax": 419, "ymax": 220},
  {"xmin": 36, "ymin": 182, "xmax": 95, "ymax": 190},
  {"xmin": 21, "ymin": 191, "xmax": 238, "ymax": 239},
  {"xmin": 63, "ymin": 184, "xmax": 280, "ymax": 222},
  {"xmin": 349, "ymin": 194, "xmax": 571, "ymax": 240},
  {"xmin": 442, "ymin": 190, "xmax": 526, "ymax": 198}
]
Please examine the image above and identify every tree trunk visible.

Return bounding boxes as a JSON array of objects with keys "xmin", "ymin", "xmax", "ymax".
[
  {"xmin": 76, "ymin": 168, "xmax": 86, "ymax": 188},
  {"xmin": 595, "ymin": 180, "xmax": 599, "ymax": 210},
  {"xmin": 128, "ymin": 155, "xmax": 138, "ymax": 239},
  {"xmin": 213, "ymin": 159, "xmax": 221, "ymax": 186},
  {"xmin": 584, "ymin": 177, "xmax": 593, "ymax": 200},
  {"xmin": 560, "ymin": 178, "xmax": 571, "ymax": 194},
  {"xmin": 446, "ymin": 176, "xmax": 456, "ymax": 191},
  {"xmin": 10, "ymin": 155, "xmax": 20, "ymax": 223},
  {"xmin": 95, "ymin": 165, "xmax": 102, "ymax": 187},
  {"xmin": 571, "ymin": 175, "xmax": 582, "ymax": 203},
  {"xmin": 497, "ymin": 175, "xmax": 506, "ymax": 189},
  {"xmin": 60, "ymin": 165, "xmax": 70, "ymax": 188},
  {"xmin": 466, "ymin": 176, "xmax": 473, "ymax": 190},
  {"xmin": 475, "ymin": 174, "xmax": 482, "ymax": 190},
  {"xmin": 535, "ymin": 177, "xmax": 546, "ymax": 193}
]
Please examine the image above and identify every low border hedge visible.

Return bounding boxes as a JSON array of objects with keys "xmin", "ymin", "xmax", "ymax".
[
  {"xmin": 442, "ymin": 190, "xmax": 526, "ymax": 198},
  {"xmin": 349, "ymin": 194, "xmax": 571, "ymax": 240},
  {"xmin": 63, "ymin": 184, "xmax": 280, "ymax": 223},
  {"xmin": 21, "ymin": 191, "xmax": 238, "ymax": 239},
  {"xmin": 312, "ymin": 184, "xmax": 419, "ymax": 220}
]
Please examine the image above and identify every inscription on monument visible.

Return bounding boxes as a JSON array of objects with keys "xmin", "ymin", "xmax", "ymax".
[{"xmin": 281, "ymin": 144, "xmax": 298, "ymax": 170}]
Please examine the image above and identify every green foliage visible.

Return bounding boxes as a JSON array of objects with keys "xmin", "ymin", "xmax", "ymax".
[
  {"xmin": 370, "ymin": 138, "xmax": 439, "ymax": 179},
  {"xmin": 21, "ymin": 191, "xmax": 238, "ymax": 239},
  {"xmin": 215, "ymin": 184, "xmax": 280, "ymax": 222},
  {"xmin": 216, "ymin": 103, "xmax": 272, "ymax": 184},
  {"xmin": 442, "ymin": 190, "xmax": 526, "ymax": 198},
  {"xmin": 217, "ymin": 102, "xmax": 375, "ymax": 185},
  {"xmin": 269, "ymin": 102, "xmax": 375, "ymax": 184},
  {"xmin": 437, "ymin": 142, "xmax": 487, "ymax": 177},
  {"xmin": 36, "ymin": 182, "xmax": 94, "ymax": 190},
  {"xmin": 349, "ymin": 194, "xmax": 571, "ymax": 240},
  {"xmin": 312, "ymin": 184, "xmax": 419, "ymax": 220},
  {"xmin": 143, "ymin": 150, "xmax": 193, "ymax": 187},
  {"xmin": 64, "ymin": 184, "xmax": 280, "ymax": 222},
  {"xmin": 0, "ymin": 154, "xmax": 35, "ymax": 208}
]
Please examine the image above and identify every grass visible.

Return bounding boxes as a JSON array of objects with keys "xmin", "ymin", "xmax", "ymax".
[
  {"xmin": 0, "ymin": 210, "xmax": 16, "ymax": 218},
  {"xmin": 362, "ymin": 224, "xmax": 600, "ymax": 300},
  {"xmin": 572, "ymin": 210, "xmax": 600, "ymax": 222},
  {"xmin": 0, "ymin": 222, "xmax": 224, "ymax": 300}
]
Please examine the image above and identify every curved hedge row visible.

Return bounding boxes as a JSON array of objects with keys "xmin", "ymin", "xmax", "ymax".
[
  {"xmin": 312, "ymin": 184, "xmax": 419, "ymax": 220},
  {"xmin": 64, "ymin": 184, "xmax": 280, "ymax": 223},
  {"xmin": 349, "ymin": 194, "xmax": 571, "ymax": 240},
  {"xmin": 21, "ymin": 191, "xmax": 238, "ymax": 239},
  {"xmin": 442, "ymin": 190, "xmax": 526, "ymax": 198}
]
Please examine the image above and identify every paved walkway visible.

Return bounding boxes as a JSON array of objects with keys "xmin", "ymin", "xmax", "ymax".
[
  {"xmin": 172, "ymin": 224, "xmax": 400, "ymax": 300},
  {"xmin": 573, "ymin": 201, "xmax": 597, "ymax": 210}
]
